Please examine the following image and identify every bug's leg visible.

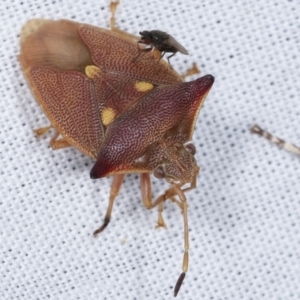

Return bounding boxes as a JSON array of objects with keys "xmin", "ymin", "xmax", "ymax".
[
  {"xmin": 155, "ymin": 202, "xmax": 167, "ymax": 229},
  {"xmin": 49, "ymin": 130, "xmax": 71, "ymax": 150},
  {"xmin": 140, "ymin": 173, "xmax": 167, "ymax": 229},
  {"xmin": 94, "ymin": 174, "xmax": 125, "ymax": 236},
  {"xmin": 172, "ymin": 184, "xmax": 189, "ymax": 297},
  {"xmin": 156, "ymin": 165, "xmax": 200, "ymax": 210},
  {"xmin": 180, "ymin": 63, "xmax": 201, "ymax": 80},
  {"xmin": 33, "ymin": 125, "xmax": 52, "ymax": 137},
  {"xmin": 34, "ymin": 126, "xmax": 71, "ymax": 149},
  {"xmin": 109, "ymin": 0, "xmax": 120, "ymax": 30},
  {"xmin": 109, "ymin": 0, "xmax": 143, "ymax": 41},
  {"xmin": 251, "ymin": 124, "xmax": 300, "ymax": 156}
]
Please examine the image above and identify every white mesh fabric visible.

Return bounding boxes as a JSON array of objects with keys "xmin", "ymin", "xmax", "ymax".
[{"xmin": 1, "ymin": 0, "xmax": 300, "ymax": 299}]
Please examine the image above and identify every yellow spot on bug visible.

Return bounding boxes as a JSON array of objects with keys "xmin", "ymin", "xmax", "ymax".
[
  {"xmin": 102, "ymin": 107, "xmax": 116, "ymax": 126},
  {"xmin": 135, "ymin": 81, "xmax": 154, "ymax": 92},
  {"xmin": 85, "ymin": 65, "xmax": 101, "ymax": 78}
]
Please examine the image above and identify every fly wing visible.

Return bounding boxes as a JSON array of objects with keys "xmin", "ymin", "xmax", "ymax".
[{"xmin": 167, "ymin": 35, "xmax": 189, "ymax": 55}]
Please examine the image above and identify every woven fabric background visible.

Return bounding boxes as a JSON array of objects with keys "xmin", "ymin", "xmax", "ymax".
[{"xmin": 1, "ymin": 0, "xmax": 300, "ymax": 299}]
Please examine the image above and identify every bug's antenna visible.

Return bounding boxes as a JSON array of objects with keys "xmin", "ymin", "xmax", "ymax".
[
  {"xmin": 251, "ymin": 124, "xmax": 300, "ymax": 156},
  {"xmin": 172, "ymin": 184, "xmax": 189, "ymax": 297}
]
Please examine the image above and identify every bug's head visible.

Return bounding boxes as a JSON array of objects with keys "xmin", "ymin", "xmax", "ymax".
[
  {"xmin": 139, "ymin": 31, "xmax": 152, "ymax": 45},
  {"xmin": 154, "ymin": 142, "xmax": 198, "ymax": 184}
]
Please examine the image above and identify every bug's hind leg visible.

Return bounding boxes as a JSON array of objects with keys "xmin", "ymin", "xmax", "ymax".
[
  {"xmin": 49, "ymin": 130, "xmax": 71, "ymax": 150},
  {"xmin": 34, "ymin": 125, "xmax": 52, "ymax": 137},
  {"xmin": 94, "ymin": 174, "xmax": 125, "ymax": 236},
  {"xmin": 34, "ymin": 126, "xmax": 71, "ymax": 149}
]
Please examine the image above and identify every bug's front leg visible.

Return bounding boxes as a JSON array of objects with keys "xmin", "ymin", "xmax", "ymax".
[
  {"xmin": 155, "ymin": 165, "xmax": 200, "ymax": 211},
  {"xmin": 94, "ymin": 174, "xmax": 125, "ymax": 236},
  {"xmin": 140, "ymin": 173, "xmax": 167, "ymax": 229}
]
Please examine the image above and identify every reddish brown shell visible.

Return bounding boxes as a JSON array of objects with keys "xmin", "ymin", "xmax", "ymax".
[
  {"xmin": 19, "ymin": 19, "xmax": 182, "ymax": 158},
  {"xmin": 19, "ymin": 18, "xmax": 214, "ymax": 184}
]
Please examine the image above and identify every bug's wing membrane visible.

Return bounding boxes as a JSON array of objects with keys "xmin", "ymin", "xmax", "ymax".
[
  {"xmin": 166, "ymin": 35, "xmax": 189, "ymax": 55},
  {"xmin": 19, "ymin": 19, "xmax": 94, "ymax": 73},
  {"xmin": 29, "ymin": 67, "xmax": 103, "ymax": 158}
]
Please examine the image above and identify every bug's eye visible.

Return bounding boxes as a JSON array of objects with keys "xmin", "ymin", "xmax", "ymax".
[
  {"xmin": 154, "ymin": 166, "xmax": 165, "ymax": 179},
  {"xmin": 185, "ymin": 143, "xmax": 196, "ymax": 155}
]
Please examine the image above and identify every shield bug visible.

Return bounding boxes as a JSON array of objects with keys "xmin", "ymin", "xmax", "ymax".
[
  {"xmin": 134, "ymin": 30, "xmax": 189, "ymax": 68},
  {"xmin": 251, "ymin": 124, "xmax": 300, "ymax": 156},
  {"xmin": 19, "ymin": 1, "xmax": 214, "ymax": 296}
]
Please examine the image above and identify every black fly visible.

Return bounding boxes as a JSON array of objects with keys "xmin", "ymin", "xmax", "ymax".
[{"xmin": 134, "ymin": 30, "xmax": 189, "ymax": 68}]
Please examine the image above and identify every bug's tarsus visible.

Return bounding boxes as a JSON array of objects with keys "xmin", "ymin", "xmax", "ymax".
[
  {"xmin": 93, "ymin": 217, "xmax": 110, "ymax": 236},
  {"xmin": 33, "ymin": 125, "xmax": 52, "ymax": 137},
  {"xmin": 174, "ymin": 272, "xmax": 186, "ymax": 297},
  {"xmin": 155, "ymin": 202, "xmax": 167, "ymax": 229},
  {"xmin": 94, "ymin": 174, "xmax": 125, "ymax": 237}
]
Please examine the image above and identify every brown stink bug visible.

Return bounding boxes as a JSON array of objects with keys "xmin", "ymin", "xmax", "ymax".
[
  {"xmin": 251, "ymin": 124, "xmax": 300, "ymax": 156},
  {"xmin": 19, "ymin": 1, "xmax": 214, "ymax": 297},
  {"xmin": 134, "ymin": 30, "xmax": 189, "ymax": 68}
]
